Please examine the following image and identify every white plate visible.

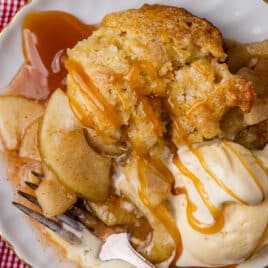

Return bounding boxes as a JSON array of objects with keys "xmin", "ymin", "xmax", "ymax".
[{"xmin": 0, "ymin": 0, "xmax": 268, "ymax": 267}]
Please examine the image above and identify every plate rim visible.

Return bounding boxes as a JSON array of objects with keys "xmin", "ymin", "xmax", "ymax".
[
  {"xmin": 0, "ymin": 2, "xmax": 35, "ymax": 266},
  {"xmin": 0, "ymin": 0, "xmax": 268, "ymax": 267}
]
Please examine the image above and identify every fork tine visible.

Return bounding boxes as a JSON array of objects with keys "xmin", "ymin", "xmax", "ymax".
[
  {"xmin": 17, "ymin": 190, "xmax": 41, "ymax": 208},
  {"xmin": 12, "ymin": 202, "xmax": 82, "ymax": 245},
  {"xmin": 31, "ymin": 171, "xmax": 44, "ymax": 180},
  {"xmin": 69, "ymin": 206, "xmax": 99, "ymax": 230},
  {"xmin": 18, "ymin": 189, "xmax": 83, "ymax": 231},
  {"xmin": 24, "ymin": 181, "xmax": 38, "ymax": 190},
  {"xmin": 56, "ymin": 214, "xmax": 83, "ymax": 232}
]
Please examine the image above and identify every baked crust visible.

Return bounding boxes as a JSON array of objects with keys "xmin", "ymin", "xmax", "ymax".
[
  {"xmin": 66, "ymin": 4, "xmax": 255, "ymax": 148},
  {"xmin": 103, "ymin": 4, "xmax": 227, "ymax": 63}
]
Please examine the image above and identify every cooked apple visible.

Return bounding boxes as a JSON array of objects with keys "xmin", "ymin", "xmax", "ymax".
[
  {"xmin": 88, "ymin": 194, "xmax": 146, "ymax": 227},
  {"xmin": 84, "ymin": 128, "xmax": 128, "ymax": 157},
  {"xmin": 0, "ymin": 96, "xmax": 44, "ymax": 150},
  {"xmin": 119, "ymin": 156, "xmax": 175, "ymax": 263},
  {"xmin": 19, "ymin": 119, "xmax": 41, "ymax": 161},
  {"xmin": 39, "ymin": 89, "xmax": 111, "ymax": 201},
  {"xmin": 119, "ymin": 177, "xmax": 174, "ymax": 263},
  {"xmin": 36, "ymin": 169, "xmax": 77, "ymax": 217}
]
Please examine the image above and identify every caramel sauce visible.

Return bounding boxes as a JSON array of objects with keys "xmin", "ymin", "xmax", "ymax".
[
  {"xmin": 116, "ymin": 61, "xmax": 183, "ymax": 265},
  {"xmin": 120, "ymin": 63, "xmax": 175, "ymax": 253},
  {"xmin": 65, "ymin": 59, "xmax": 122, "ymax": 127},
  {"xmin": 188, "ymin": 145, "xmax": 247, "ymax": 205},
  {"xmin": 128, "ymin": 137, "xmax": 176, "ymax": 189},
  {"xmin": 173, "ymin": 186, "xmax": 198, "ymax": 213},
  {"xmin": 67, "ymin": 84, "xmax": 97, "ymax": 129},
  {"xmin": 125, "ymin": 63, "xmax": 164, "ymax": 136},
  {"xmin": 140, "ymin": 97, "xmax": 163, "ymax": 136},
  {"xmin": 7, "ymin": 11, "xmax": 95, "ymax": 100},
  {"xmin": 223, "ymin": 141, "xmax": 265, "ymax": 200},
  {"xmin": 125, "ymin": 61, "xmax": 162, "ymax": 92},
  {"xmin": 137, "ymin": 158, "xmax": 182, "ymax": 268},
  {"xmin": 165, "ymin": 99, "xmax": 189, "ymax": 144},
  {"xmin": 66, "ymin": 60, "xmax": 164, "ymax": 136},
  {"xmin": 113, "ymin": 82, "xmax": 129, "ymax": 110},
  {"xmin": 149, "ymin": 156, "xmax": 176, "ymax": 185},
  {"xmin": 252, "ymin": 154, "xmax": 268, "ymax": 176},
  {"xmin": 173, "ymin": 155, "xmax": 225, "ymax": 234},
  {"xmin": 172, "ymin": 119, "xmax": 189, "ymax": 144}
]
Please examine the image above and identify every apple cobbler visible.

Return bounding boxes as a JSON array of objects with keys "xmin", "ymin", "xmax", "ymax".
[{"xmin": 0, "ymin": 4, "xmax": 267, "ymax": 268}]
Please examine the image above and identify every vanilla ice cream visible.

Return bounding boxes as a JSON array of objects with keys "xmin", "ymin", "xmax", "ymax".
[
  {"xmin": 117, "ymin": 141, "xmax": 268, "ymax": 267},
  {"xmin": 170, "ymin": 141, "xmax": 268, "ymax": 267}
]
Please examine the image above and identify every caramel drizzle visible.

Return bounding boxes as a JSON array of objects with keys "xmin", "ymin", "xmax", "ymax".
[
  {"xmin": 67, "ymin": 59, "xmax": 164, "ymax": 139},
  {"xmin": 124, "ymin": 63, "xmax": 180, "ymax": 263},
  {"xmin": 188, "ymin": 145, "xmax": 248, "ymax": 205},
  {"xmin": 166, "ymin": 101, "xmax": 189, "ymax": 145},
  {"xmin": 137, "ymin": 158, "xmax": 182, "ymax": 267},
  {"xmin": 68, "ymin": 78, "xmax": 98, "ymax": 128},
  {"xmin": 223, "ymin": 141, "xmax": 265, "ymax": 200},
  {"xmin": 113, "ymin": 82, "xmax": 129, "ymax": 110},
  {"xmin": 65, "ymin": 59, "xmax": 122, "ymax": 127},
  {"xmin": 149, "ymin": 156, "xmax": 175, "ymax": 185},
  {"xmin": 129, "ymin": 139, "xmax": 175, "ymax": 186},
  {"xmin": 123, "ymin": 61, "xmax": 180, "ymax": 264},
  {"xmin": 69, "ymin": 97, "xmax": 99, "ymax": 131},
  {"xmin": 173, "ymin": 118, "xmax": 188, "ymax": 142},
  {"xmin": 252, "ymin": 154, "xmax": 268, "ymax": 176},
  {"xmin": 131, "ymin": 146, "xmax": 180, "ymax": 267},
  {"xmin": 173, "ymin": 155, "xmax": 224, "ymax": 234},
  {"xmin": 139, "ymin": 97, "xmax": 163, "ymax": 136},
  {"xmin": 125, "ymin": 63, "xmax": 163, "ymax": 137}
]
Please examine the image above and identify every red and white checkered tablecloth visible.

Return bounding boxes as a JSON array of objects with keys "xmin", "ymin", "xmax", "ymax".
[
  {"xmin": 0, "ymin": 0, "xmax": 29, "ymax": 30},
  {"xmin": 0, "ymin": 1, "xmax": 30, "ymax": 267},
  {"xmin": 0, "ymin": 239, "xmax": 27, "ymax": 268}
]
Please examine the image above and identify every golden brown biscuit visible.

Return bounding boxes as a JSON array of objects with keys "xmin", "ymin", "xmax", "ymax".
[
  {"xmin": 102, "ymin": 4, "xmax": 227, "ymax": 64},
  {"xmin": 66, "ymin": 4, "xmax": 255, "ymax": 150}
]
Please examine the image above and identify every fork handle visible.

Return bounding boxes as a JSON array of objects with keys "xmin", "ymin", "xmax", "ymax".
[{"xmin": 99, "ymin": 233, "xmax": 155, "ymax": 268}]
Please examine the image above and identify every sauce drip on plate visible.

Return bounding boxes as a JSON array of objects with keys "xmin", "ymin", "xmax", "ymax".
[{"xmin": 7, "ymin": 11, "xmax": 95, "ymax": 100}]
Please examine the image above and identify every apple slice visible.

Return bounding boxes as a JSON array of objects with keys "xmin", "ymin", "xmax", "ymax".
[
  {"xmin": 84, "ymin": 128, "xmax": 128, "ymax": 157},
  {"xmin": 36, "ymin": 169, "xmax": 76, "ymax": 217},
  {"xmin": 119, "ymin": 176, "xmax": 175, "ymax": 263},
  {"xmin": 0, "ymin": 96, "xmax": 44, "ymax": 150},
  {"xmin": 19, "ymin": 119, "xmax": 41, "ymax": 161},
  {"xmin": 119, "ymin": 157, "xmax": 175, "ymax": 263},
  {"xmin": 88, "ymin": 195, "xmax": 144, "ymax": 227},
  {"xmin": 39, "ymin": 89, "xmax": 111, "ymax": 201}
]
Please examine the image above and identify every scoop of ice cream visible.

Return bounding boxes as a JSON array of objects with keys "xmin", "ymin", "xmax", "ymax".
[
  {"xmin": 174, "ymin": 198, "xmax": 268, "ymax": 267},
  {"xmin": 117, "ymin": 141, "xmax": 268, "ymax": 266},
  {"xmin": 170, "ymin": 141, "xmax": 268, "ymax": 266}
]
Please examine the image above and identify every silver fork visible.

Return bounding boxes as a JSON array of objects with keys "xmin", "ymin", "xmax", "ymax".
[{"xmin": 12, "ymin": 172, "xmax": 154, "ymax": 268}]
